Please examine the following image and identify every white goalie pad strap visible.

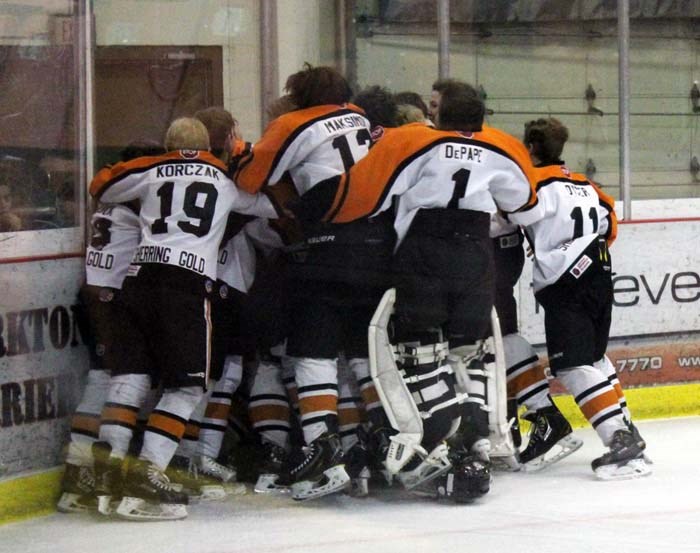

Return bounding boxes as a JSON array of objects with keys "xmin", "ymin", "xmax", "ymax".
[
  {"xmin": 369, "ymin": 288, "xmax": 424, "ymax": 473},
  {"xmin": 396, "ymin": 342, "xmax": 449, "ymax": 365},
  {"xmin": 400, "ymin": 364, "xmax": 453, "ymax": 384},
  {"xmin": 486, "ymin": 308, "xmax": 516, "ymax": 458},
  {"xmin": 447, "ymin": 344, "xmax": 481, "ymax": 394}
]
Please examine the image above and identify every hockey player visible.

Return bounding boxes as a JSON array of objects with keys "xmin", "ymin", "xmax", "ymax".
[
  {"xmin": 58, "ymin": 141, "xmax": 166, "ymax": 513},
  {"xmin": 290, "ymin": 81, "xmax": 537, "ymax": 502},
  {"xmin": 88, "ymin": 117, "xmax": 279, "ymax": 520},
  {"xmin": 510, "ymin": 117, "xmax": 651, "ymax": 480},
  {"xmin": 231, "ymin": 65, "xmax": 372, "ymax": 500}
]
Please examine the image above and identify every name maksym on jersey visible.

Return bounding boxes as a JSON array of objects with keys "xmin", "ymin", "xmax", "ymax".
[
  {"xmin": 322, "ymin": 123, "xmax": 538, "ymax": 247},
  {"xmin": 85, "ymin": 203, "xmax": 140, "ymax": 289},
  {"xmin": 510, "ymin": 164, "xmax": 617, "ymax": 292},
  {"xmin": 89, "ymin": 150, "xmax": 278, "ymax": 280},
  {"xmin": 233, "ymin": 103, "xmax": 371, "ymax": 196}
]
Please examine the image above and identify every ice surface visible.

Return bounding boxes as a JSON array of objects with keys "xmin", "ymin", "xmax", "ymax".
[{"xmin": 2, "ymin": 417, "xmax": 699, "ymax": 553}]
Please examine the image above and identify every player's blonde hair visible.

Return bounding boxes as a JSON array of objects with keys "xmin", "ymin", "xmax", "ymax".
[{"xmin": 164, "ymin": 117, "xmax": 210, "ymax": 151}]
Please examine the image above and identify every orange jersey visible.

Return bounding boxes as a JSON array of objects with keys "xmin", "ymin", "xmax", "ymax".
[
  {"xmin": 321, "ymin": 123, "xmax": 537, "ymax": 246},
  {"xmin": 232, "ymin": 104, "xmax": 371, "ymax": 196}
]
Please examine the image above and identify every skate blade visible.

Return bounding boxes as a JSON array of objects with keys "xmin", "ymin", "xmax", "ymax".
[
  {"xmin": 522, "ymin": 434, "xmax": 584, "ymax": 472},
  {"xmin": 254, "ymin": 474, "xmax": 290, "ymax": 495},
  {"xmin": 198, "ymin": 484, "xmax": 227, "ymax": 501},
  {"xmin": 57, "ymin": 493, "xmax": 92, "ymax": 514},
  {"xmin": 291, "ymin": 465, "xmax": 350, "ymax": 501},
  {"xmin": 490, "ymin": 455, "xmax": 521, "ymax": 472},
  {"xmin": 594, "ymin": 458, "xmax": 652, "ymax": 481},
  {"xmin": 223, "ymin": 482, "xmax": 247, "ymax": 495},
  {"xmin": 115, "ymin": 496, "xmax": 188, "ymax": 521},
  {"xmin": 96, "ymin": 495, "xmax": 115, "ymax": 516}
]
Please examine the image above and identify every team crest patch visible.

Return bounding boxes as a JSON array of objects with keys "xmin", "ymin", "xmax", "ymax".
[
  {"xmin": 126, "ymin": 264, "xmax": 141, "ymax": 277},
  {"xmin": 219, "ymin": 284, "xmax": 229, "ymax": 299},
  {"xmin": 205, "ymin": 279, "xmax": 214, "ymax": 293},
  {"xmin": 569, "ymin": 254, "xmax": 592, "ymax": 279},
  {"xmin": 180, "ymin": 149, "xmax": 199, "ymax": 159},
  {"xmin": 371, "ymin": 126, "xmax": 385, "ymax": 141}
]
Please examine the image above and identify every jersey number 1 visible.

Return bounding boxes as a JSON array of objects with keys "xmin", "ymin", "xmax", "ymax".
[
  {"xmin": 448, "ymin": 168, "xmax": 471, "ymax": 208},
  {"xmin": 332, "ymin": 129, "xmax": 372, "ymax": 171},
  {"xmin": 570, "ymin": 206, "xmax": 598, "ymax": 239}
]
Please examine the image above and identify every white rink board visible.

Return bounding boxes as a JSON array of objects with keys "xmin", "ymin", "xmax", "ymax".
[
  {"xmin": 0, "ymin": 257, "xmax": 89, "ymax": 475},
  {"xmin": 518, "ymin": 218, "xmax": 700, "ymax": 345}
]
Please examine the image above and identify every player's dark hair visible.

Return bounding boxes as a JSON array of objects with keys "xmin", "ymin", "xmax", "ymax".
[
  {"xmin": 352, "ymin": 85, "xmax": 398, "ymax": 128},
  {"xmin": 523, "ymin": 118, "xmax": 569, "ymax": 164},
  {"xmin": 120, "ymin": 140, "xmax": 166, "ymax": 162},
  {"xmin": 394, "ymin": 91, "xmax": 429, "ymax": 118},
  {"xmin": 432, "ymin": 78, "xmax": 469, "ymax": 95},
  {"xmin": 437, "ymin": 81, "xmax": 485, "ymax": 132},
  {"xmin": 284, "ymin": 63, "xmax": 353, "ymax": 109}
]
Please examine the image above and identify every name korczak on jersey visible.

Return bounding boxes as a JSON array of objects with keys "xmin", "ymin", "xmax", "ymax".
[{"xmin": 90, "ymin": 150, "xmax": 278, "ymax": 280}]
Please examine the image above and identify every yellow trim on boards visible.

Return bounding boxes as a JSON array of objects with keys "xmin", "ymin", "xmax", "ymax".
[{"xmin": 0, "ymin": 383, "xmax": 698, "ymax": 525}]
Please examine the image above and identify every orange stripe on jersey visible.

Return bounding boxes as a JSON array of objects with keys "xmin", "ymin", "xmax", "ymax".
[
  {"xmin": 359, "ymin": 386, "xmax": 381, "ymax": 407},
  {"xmin": 298, "ymin": 394, "xmax": 338, "ymax": 417},
  {"xmin": 89, "ymin": 150, "xmax": 228, "ymax": 199},
  {"xmin": 101, "ymin": 405, "xmax": 138, "ymax": 427},
  {"xmin": 70, "ymin": 413, "xmax": 100, "ymax": 435},
  {"xmin": 507, "ymin": 366, "xmax": 547, "ymax": 397},
  {"xmin": 234, "ymin": 104, "xmax": 366, "ymax": 193},
  {"xmin": 204, "ymin": 403, "xmax": 231, "ymax": 421},
  {"xmin": 147, "ymin": 412, "xmax": 187, "ymax": 440},
  {"xmin": 337, "ymin": 406, "xmax": 363, "ymax": 426},
  {"xmin": 590, "ymin": 180, "xmax": 618, "ymax": 245},
  {"xmin": 183, "ymin": 422, "xmax": 200, "ymax": 441},
  {"xmin": 578, "ymin": 389, "xmax": 620, "ymax": 421},
  {"xmin": 249, "ymin": 404, "xmax": 290, "ymax": 425},
  {"xmin": 232, "ymin": 139, "xmax": 252, "ymax": 157},
  {"xmin": 326, "ymin": 123, "xmax": 537, "ymax": 223}
]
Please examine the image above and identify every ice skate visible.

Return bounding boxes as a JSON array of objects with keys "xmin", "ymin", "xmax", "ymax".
[
  {"xmin": 166, "ymin": 455, "xmax": 226, "ymax": 501},
  {"xmin": 195, "ymin": 455, "xmax": 246, "ymax": 495},
  {"xmin": 92, "ymin": 441, "xmax": 123, "ymax": 516},
  {"xmin": 592, "ymin": 428, "xmax": 652, "ymax": 481},
  {"xmin": 116, "ymin": 459, "xmax": 189, "ymax": 521},
  {"xmin": 57, "ymin": 463, "xmax": 96, "ymax": 513},
  {"xmin": 342, "ymin": 440, "xmax": 371, "ymax": 497},
  {"xmin": 289, "ymin": 433, "xmax": 350, "ymax": 501},
  {"xmin": 519, "ymin": 406, "xmax": 583, "ymax": 471},
  {"xmin": 254, "ymin": 442, "xmax": 291, "ymax": 495}
]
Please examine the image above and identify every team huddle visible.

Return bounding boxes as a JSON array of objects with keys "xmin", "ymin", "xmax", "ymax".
[{"xmin": 57, "ymin": 65, "xmax": 651, "ymax": 522}]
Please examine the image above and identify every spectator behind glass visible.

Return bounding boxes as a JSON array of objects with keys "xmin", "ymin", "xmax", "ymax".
[{"xmin": 0, "ymin": 157, "xmax": 25, "ymax": 232}]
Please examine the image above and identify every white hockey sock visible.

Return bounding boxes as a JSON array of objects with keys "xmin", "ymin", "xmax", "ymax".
[
  {"xmin": 140, "ymin": 386, "xmax": 204, "ymax": 471},
  {"xmin": 557, "ymin": 365, "xmax": 627, "ymax": 446},
  {"xmin": 66, "ymin": 369, "xmax": 111, "ymax": 466},
  {"xmin": 249, "ymin": 358, "xmax": 291, "ymax": 450},
  {"xmin": 197, "ymin": 355, "xmax": 242, "ymax": 458},
  {"xmin": 291, "ymin": 356, "xmax": 338, "ymax": 444},
  {"xmin": 99, "ymin": 373, "xmax": 151, "ymax": 459},
  {"xmin": 503, "ymin": 333, "xmax": 553, "ymax": 411},
  {"xmin": 594, "ymin": 355, "xmax": 632, "ymax": 421}
]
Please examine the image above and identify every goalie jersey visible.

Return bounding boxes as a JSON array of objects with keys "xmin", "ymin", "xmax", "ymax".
[
  {"xmin": 89, "ymin": 150, "xmax": 278, "ymax": 281},
  {"xmin": 316, "ymin": 123, "xmax": 538, "ymax": 247},
  {"xmin": 509, "ymin": 163, "xmax": 617, "ymax": 292}
]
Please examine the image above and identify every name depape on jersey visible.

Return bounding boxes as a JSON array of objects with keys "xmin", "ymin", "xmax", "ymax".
[{"xmin": 89, "ymin": 150, "xmax": 277, "ymax": 280}]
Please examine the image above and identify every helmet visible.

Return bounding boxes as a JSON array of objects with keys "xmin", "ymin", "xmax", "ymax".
[{"xmin": 438, "ymin": 455, "xmax": 491, "ymax": 504}]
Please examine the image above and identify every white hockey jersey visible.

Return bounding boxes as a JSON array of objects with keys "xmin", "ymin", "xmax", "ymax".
[
  {"xmin": 321, "ymin": 123, "xmax": 537, "ymax": 247},
  {"xmin": 233, "ymin": 103, "xmax": 371, "ymax": 197},
  {"xmin": 509, "ymin": 164, "xmax": 617, "ymax": 292},
  {"xmin": 85, "ymin": 203, "xmax": 140, "ymax": 289},
  {"xmin": 89, "ymin": 150, "xmax": 278, "ymax": 280}
]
